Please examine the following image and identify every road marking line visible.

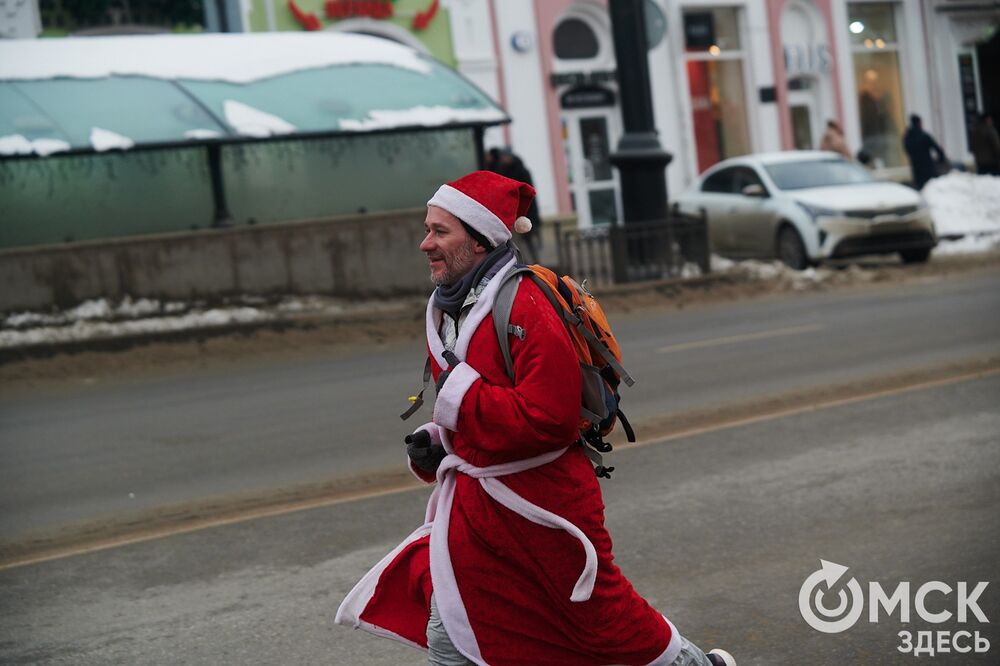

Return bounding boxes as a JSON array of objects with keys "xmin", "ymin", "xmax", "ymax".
[
  {"xmin": 656, "ymin": 323, "xmax": 825, "ymax": 353},
  {"xmin": 624, "ymin": 366, "xmax": 1000, "ymax": 451},
  {"xmin": 3, "ymin": 363, "xmax": 997, "ymax": 571}
]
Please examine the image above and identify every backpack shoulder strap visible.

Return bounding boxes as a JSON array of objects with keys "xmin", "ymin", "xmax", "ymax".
[{"xmin": 493, "ymin": 266, "xmax": 533, "ymax": 381}]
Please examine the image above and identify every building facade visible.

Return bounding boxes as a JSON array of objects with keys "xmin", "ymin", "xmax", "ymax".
[{"xmin": 35, "ymin": 0, "xmax": 992, "ymax": 228}]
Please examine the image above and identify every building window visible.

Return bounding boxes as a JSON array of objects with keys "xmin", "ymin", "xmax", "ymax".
[
  {"xmin": 848, "ymin": 2, "xmax": 906, "ymax": 168},
  {"xmin": 554, "ymin": 18, "xmax": 600, "ymax": 60},
  {"xmin": 684, "ymin": 8, "xmax": 751, "ymax": 173}
]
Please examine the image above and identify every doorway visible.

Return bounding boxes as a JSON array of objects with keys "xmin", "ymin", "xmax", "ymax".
[
  {"xmin": 789, "ymin": 84, "xmax": 820, "ymax": 150},
  {"xmin": 561, "ymin": 108, "xmax": 623, "ymax": 228}
]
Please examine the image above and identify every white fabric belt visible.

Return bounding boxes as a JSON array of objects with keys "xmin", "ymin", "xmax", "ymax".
[{"xmin": 426, "ymin": 443, "xmax": 597, "ymax": 665}]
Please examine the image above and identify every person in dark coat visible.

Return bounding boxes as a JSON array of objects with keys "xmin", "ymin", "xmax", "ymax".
[
  {"xmin": 971, "ymin": 113, "xmax": 1000, "ymax": 176},
  {"xmin": 488, "ymin": 148, "xmax": 543, "ymax": 262},
  {"xmin": 903, "ymin": 114, "xmax": 947, "ymax": 190}
]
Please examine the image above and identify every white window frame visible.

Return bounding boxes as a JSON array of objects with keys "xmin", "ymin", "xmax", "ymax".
[
  {"xmin": 839, "ymin": 0, "xmax": 915, "ymax": 180},
  {"xmin": 680, "ymin": 4, "xmax": 759, "ymax": 167}
]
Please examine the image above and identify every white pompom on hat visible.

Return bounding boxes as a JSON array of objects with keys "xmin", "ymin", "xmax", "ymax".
[{"xmin": 427, "ymin": 170, "xmax": 536, "ymax": 247}]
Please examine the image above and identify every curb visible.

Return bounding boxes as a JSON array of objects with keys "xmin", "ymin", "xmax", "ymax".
[{"xmin": 0, "ymin": 273, "xmax": 731, "ymax": 362}]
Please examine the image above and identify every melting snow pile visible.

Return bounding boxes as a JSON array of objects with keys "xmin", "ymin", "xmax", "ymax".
[
  {"xmin": 923, "ymin": 173, "xmax": 1000, "ymax": 254},
  {"xmin": 0, "ymin": 297, "xmax": 273, "ymax": 349},
  {"xmin": 0, "ymin": 295, "xmax": 418, "ymax": 350}
]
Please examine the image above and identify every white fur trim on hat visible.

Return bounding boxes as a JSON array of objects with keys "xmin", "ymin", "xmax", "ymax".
[
  {"xmin": 513, "ymin": 216, "xmax": 532, "ymax": 234},
  {"xmin": 427, "ymin": 184, "xmax": 512, "ymax": 247}
]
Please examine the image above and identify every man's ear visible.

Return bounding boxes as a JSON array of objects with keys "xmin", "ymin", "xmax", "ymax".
[{"xmin": 473, "ymin": 243, "xmax": 488, "ymax": 255}]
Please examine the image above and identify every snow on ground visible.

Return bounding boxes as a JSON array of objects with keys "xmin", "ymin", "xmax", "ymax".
[
  {"xmin": 922, "ymin": 172, "xmax": 1000, "ymax": 255},
  {"xmin": 0, "ymin": 296, "xmax": 414, "ymax": 350}
]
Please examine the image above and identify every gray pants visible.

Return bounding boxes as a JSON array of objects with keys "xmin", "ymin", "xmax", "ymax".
[
  {"xmin": 669, "ymin": 635, "xmax": 715, "ymax": 666},
  {"xmin": 427, "ymin": 594, "xmax": 474, "ymax": 666},
  {"xmin": 426, "ymin": 593, "xmax": 713, "ymax": 666}
]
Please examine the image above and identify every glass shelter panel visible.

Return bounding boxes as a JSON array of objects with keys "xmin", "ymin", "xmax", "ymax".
[
  {"xmin": 8, "ymin": 77, "xmax": 228, "ymax": 149},
  {"xmin": 0, "ymin": 148, "xmax": 214, "ymax": 247},
  {"xmin": 221, "ymin": 129, "xmax": 477, "ymax": 224}
]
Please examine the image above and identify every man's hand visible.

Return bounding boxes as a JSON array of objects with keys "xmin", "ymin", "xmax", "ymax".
[
  {"xmin": 405, "ymin": 429, "xmax": 446, "ymax": 473},
  {"xmin": 435, "ymin": 350, "xmax": 461, "ymax": 393}
]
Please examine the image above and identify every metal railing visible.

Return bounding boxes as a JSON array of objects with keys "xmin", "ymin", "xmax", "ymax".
[{"xmin": 551, "ymin": 205, "xmax": 709, "ymax": 286}]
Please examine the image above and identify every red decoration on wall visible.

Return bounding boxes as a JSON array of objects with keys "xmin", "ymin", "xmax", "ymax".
[
  {"xmin": 325, "ymin": 1, "xmax": 394, "ymax": 20},
  {"xmin": 288, "ymin": 0, "xmax": 322, "ymax": 30},
  {"xmin": 411, "ymin": 0, "xmax": 439, "ymax": 30},
  {"xmin": 287, "ymin": 0, "xmax": 439, "ymax": 32}
]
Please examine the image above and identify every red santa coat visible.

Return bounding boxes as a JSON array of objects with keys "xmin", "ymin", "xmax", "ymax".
[{"xmin": 337, "ymin": 258, "xmax": 681, "ymax": 665}]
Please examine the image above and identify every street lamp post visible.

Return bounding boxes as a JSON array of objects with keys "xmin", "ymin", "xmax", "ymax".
[{"xmin": 607, "ymin": 0, "xmax": 673, "ymax": 278}]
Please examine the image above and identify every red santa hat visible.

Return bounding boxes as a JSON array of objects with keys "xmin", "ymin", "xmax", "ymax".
[{"xmin": 427, "ymin": 170, "xmax": 535, "ymax": 248}]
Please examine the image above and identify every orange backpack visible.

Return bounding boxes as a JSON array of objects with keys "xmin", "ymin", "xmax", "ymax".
[{"xmin": 493, "ymin": 265, "xmax": 635, "ymax": 478}]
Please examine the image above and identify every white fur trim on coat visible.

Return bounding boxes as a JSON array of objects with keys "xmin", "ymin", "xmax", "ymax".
[
  {"xmin": 644, "ymin": 619, "xmax": 682, "ymax": 665},
  {"xmin": 428, "ymin": 184, "xmax": 512, "ymax": 247},
  {"xmin": 432, "ymin": 362, "xmax": 480, "ymax": 431},
  {"xmin": 335, "ymin": 522, "xmax": 433, "ymax": 630}
]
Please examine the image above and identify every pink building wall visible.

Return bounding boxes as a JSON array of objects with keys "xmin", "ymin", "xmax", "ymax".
[
  {"xmin": 767, "ymin": 0, "xmax": 846, "ymax": 149},
  {"xmin": 532, "ymin": 0, "xmax": 585, "ymax": 214}
]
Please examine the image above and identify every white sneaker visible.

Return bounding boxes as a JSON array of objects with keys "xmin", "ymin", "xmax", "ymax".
[{"xmin": 707, "ymin": 648, "xmax": 737, "ymax": 666}]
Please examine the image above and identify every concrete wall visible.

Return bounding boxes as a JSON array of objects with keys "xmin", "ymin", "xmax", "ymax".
[{"xmin": 0, "ymin": 209, "xmax": 431, "ymax": 312}]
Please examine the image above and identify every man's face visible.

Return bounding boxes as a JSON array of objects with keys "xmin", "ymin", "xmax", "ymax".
[{"xmin": 420, "ymin": 206, "xmax": 486, "ymax": 286}]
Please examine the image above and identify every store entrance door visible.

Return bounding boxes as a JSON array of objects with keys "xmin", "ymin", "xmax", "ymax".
[
  {"xmin": 561, "ymin": 108, "xmax": 622, "ymax": 228},
  {"xmin": 789, "ymin": 87, "xmax": 819, "ymax": 150}
]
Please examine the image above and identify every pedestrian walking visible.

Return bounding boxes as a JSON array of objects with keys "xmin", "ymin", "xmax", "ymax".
[
  {"xmin": 970, "ymin": 113, "xmax": 1000, "ymax": 176},
  {"xmin": 336, "ymin": 170, "xmax": 736, "ymax": 666},
  {"xmin": 487, "ymin": 148, "xmax": 543, "ymax": 263},
  {"xmin": 903, "ymin": 114, "xmax": 947, "ymax": 190},
  {"xmin": 819, "ymin": 119, "xmax": 852, "ymax": 159}
]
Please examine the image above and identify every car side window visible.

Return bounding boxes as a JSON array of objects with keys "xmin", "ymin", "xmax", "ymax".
[
  {"xmin": 731, "ymin": 167, "xmax": 768, "ymax": 196},
  {"xmin": 702, "ymin": 168, "xmax": 734, "ymax": 193}
]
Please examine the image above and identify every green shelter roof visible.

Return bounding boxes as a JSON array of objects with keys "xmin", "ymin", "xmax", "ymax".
[{"xmin": 0, "ymin": 32, "xmax": 507, "ymax": 156}]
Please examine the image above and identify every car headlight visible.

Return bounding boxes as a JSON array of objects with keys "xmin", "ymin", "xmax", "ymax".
[{"xmin": 796, "ymin": 201, "xmax": 839, "ymax": 221}]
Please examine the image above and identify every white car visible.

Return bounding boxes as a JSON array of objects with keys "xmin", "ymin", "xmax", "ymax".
[{"xmin": 674, "ymin": 151, "xmax": 937, "ymax": 269}]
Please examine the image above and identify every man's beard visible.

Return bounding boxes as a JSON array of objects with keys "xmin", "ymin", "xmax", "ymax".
[{"xmin": 431, "ymin": 237, "xmax": 478, "ymax": 286}]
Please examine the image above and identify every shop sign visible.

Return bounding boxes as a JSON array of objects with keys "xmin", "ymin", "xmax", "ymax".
[
  {"xmin": 784, "ymin": 43, "xmax": 833, "ymax": 76},
  {"xmin": 289, "ymin": 0, "xmax": 440, "ymax": 31},
  {"xmin": 561, "ymin": 85, "xmax": 616, "ymax": 109},
  {"xmin": 550, "ymin": 70, "xmax": 616, "ymax": 88}
]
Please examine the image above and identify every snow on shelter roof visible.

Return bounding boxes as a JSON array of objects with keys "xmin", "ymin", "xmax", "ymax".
[{"xmin": 0, "ymin": 32, "xmax": 508, "ymax": 156}]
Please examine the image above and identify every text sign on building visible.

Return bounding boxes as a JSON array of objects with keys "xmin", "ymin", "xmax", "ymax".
[
  {"xmin": 561, "ymin": 86, "xmax": 616, "ymax": 109},
  {"xmin": 550, "ymin": 70, "xmax": 616, "ymax": 88},
  {"xmin": 784, "ymin": 43, "xmax": 833, "ymax": 76}
]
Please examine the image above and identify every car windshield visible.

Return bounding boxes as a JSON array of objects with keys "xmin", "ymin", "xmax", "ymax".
[{"xmin": 763, "ymin": 159, "xmax": 876, "ymax": 190}]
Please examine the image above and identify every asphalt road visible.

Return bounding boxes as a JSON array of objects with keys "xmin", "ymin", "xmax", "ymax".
[
  {"xmin": 1, "ymin": 371, "xmax": 997, "ymax": 665},
  {"xmin": 1, "ymin": 267, "xmax": 999, "ymax": 552}
]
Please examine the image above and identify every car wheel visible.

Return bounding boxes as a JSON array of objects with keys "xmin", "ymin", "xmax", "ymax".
[
  {"xmin": 777, "ymin": 226, "xmax": 809, "ymax": 270},
  {"xmin": 899, "ymin": 247, "xmax": 932, "ymax": 264}
]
